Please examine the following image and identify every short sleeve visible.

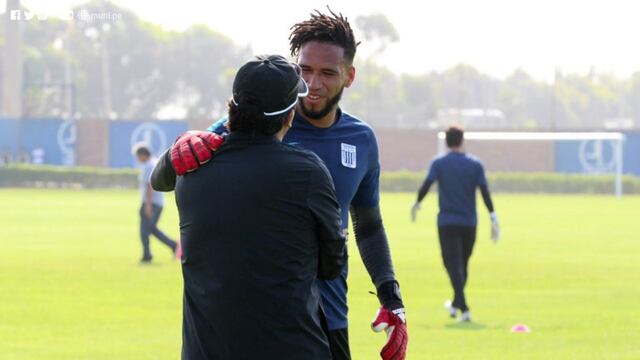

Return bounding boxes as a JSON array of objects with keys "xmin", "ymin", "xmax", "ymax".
[{"xmin": 352, "ymin": 131, "xmax": 380, "ymax": 208}]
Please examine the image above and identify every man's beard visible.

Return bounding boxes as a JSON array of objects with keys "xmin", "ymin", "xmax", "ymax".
[{"xmin": 299, "ymin": 88, "xmax": 344, "ymax": 120}]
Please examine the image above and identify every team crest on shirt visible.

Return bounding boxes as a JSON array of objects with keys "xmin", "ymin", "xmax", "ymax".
[{"xmin": 341, "ymin": 143, "xmax": 357, "ymax": 168}]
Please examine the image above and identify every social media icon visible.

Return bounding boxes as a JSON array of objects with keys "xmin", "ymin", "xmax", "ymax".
[{"xmin": 10, "ymin": 10, "xmax": 21, "ymax": 21}]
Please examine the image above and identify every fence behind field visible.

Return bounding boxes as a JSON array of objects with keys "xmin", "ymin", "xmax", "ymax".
[{"xmin": 1, "ymin": 118, "xmax": 640, "ymax": 179}]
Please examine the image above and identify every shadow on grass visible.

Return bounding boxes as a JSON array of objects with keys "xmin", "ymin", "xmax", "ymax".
[{"xmin": 444, "ymin": 322, "xmax": 487, "ymax": 331}]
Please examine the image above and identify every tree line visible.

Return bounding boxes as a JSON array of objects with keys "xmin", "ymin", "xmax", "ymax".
[{"xmin": 2, "ymin": 0, "xmax": 638, "ymax": 130}]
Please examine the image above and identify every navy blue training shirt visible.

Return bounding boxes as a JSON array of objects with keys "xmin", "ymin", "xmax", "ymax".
[
  {"xmin": 426, "ymin": 152, "xmax": 488, "ymax": 227},
  {"xmin": 208, "ymin": 109, "xmax": 380, "ymax": 330}
]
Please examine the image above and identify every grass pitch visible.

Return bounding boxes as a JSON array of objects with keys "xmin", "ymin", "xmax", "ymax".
[{"xmin": 1, "ymin": 189, "xmax": 639, "ymax": 359}]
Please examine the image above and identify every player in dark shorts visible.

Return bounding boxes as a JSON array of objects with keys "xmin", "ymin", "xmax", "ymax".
[{"xmin": 411, "ymin": 125, "xmax": 500, "ymax": 322}]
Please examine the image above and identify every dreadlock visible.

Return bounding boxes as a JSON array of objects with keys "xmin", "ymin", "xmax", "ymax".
[{"xmin": 289, "ymin": 7, "xmax": 360, "ymax": 65}]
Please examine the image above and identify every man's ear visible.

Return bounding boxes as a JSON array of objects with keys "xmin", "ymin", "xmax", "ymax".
[
  {"xmin": 344, "ymin": 65, "xmax": 356, "ymax": 88},
  {"xmin": 285, "ymin": 109, "xmax": 295, "ymax": 128}
]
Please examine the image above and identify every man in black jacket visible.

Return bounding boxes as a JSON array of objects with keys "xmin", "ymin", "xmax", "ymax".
[{"xmin": 175, "ymin": 55, "xmax": 346, "ymax": 359}]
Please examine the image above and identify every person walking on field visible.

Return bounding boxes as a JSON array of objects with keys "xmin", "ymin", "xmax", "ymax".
[
  {"xmin": 411, "ymin": 125, "xmax": 500, "ymax": 322},
  {"xmin": 133, "ymin": 143, "xmax": 177, "ymax": 263}
]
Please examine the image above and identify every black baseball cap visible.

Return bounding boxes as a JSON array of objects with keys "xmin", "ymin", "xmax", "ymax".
[{"xmin": 232, "ymin": 54, "xmax": 308, "ymax": 116}]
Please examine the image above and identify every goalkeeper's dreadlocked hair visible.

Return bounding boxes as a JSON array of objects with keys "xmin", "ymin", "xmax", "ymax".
[{"xmin": 289, "ymin": 7, "xmax": 360, "ymax": 65}]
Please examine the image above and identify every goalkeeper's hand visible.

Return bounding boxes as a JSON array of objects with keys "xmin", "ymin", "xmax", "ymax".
[
  {"xmin": 371, "ymin": 281, "xmax": 408, "ymax": 360},
  {"xmin": 490, "ymin": 212, "xmax": 500, "ymax": 243},
  {"xmin": 410, "ymin": 202, "xmax": 420, "ymax": 223},
  {"xmin": 170, "ymin": 131, "xmax": 224, "ymax": 175}
]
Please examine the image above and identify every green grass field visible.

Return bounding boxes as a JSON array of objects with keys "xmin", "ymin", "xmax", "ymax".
[{"xmin": 1, "ymin": 189, "xmax": 639, "ymax": 359}]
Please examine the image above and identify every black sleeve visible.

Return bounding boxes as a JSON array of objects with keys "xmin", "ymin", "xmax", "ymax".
[
  {"xmin": 150, "ymin": 149, "xmax": 177, "ymax": 192},
  {"xmin": 376, "ymin": 280, "xmax": 404, "ymax": 309},
  {"xmin": 307, "ymin": 163, "xmax": 346, "ymax": 280},
  {"xmin": 350, "ymin": 205, "xmax": 396, "ymax": 288},
  {"xmin": 416, "ymin": 178, "xmax": 434, "ymax": 203},
  {"xmin": 479, "ymin": 184, "xmax": 495, "ymax": 213}
]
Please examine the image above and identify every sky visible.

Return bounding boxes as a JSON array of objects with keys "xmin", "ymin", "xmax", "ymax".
[{"xmin": 10, "ymin": 0, "xmax": 640, "ymax": 81}]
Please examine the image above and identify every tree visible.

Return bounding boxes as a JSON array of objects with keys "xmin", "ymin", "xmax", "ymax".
[
  {"xmin": 497, "ymin": 69, "xmax": 551, "ymax": 128},
  {"xmin": 4, "ymin": 0, "xmax": 249, "ymax": 119},
  {"xmin": 355, "ymin": 13, "xmax": 399, "ymax": 55}
]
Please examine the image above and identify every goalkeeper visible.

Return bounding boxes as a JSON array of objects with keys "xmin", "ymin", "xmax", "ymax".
[{"xmin": 411, "ymin": 125, "xmax": 499, "ymax": 323}]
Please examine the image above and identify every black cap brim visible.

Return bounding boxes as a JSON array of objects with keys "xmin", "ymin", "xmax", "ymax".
[{"xmin": 262, "ymin": 75, "xmax": 308, "ymax": 116}]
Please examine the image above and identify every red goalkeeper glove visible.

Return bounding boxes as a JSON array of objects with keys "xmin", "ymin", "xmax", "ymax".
[
  {"xmin": 170, "ymin": 131, "xmax": 224, "ymax": 175},
  {"xmin": 371, "ymin": 281, "xmax": 408, "ymax": 360}
]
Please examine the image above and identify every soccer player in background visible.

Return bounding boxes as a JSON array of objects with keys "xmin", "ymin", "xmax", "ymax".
[
  {"xmin": 411, "ymin": 125, "xmax": 500, "ymax": 322},
  {"xmin": 133, "ymin": 143, "xmax": 177, "ymax": 263},
  {"xmin": 151, "ymin": 9, "xmax": 407, "ymax": 360}
]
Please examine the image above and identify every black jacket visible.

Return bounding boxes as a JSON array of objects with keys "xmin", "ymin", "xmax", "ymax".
[{"xmin": 175, "ymin": 132, "xmax": 346, "ymax": 360}]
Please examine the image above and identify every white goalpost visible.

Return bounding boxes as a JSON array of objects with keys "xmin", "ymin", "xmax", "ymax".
[{"xmin": 436, "ymin": 132, "xmax": 626, "ymax": 197}]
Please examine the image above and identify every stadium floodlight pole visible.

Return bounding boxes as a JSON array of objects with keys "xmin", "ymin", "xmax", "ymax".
[{"xmin": 436, "ymin": 131, "xmax": 625, "ymax": 197}]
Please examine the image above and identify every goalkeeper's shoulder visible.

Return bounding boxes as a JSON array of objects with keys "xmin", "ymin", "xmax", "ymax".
[
  {"xmin": 150, "ymin": 117, "xmax": 227, "ymax": 191},
  {"xmin": 207, "ymin": 117, "xmax": 229, "ymax": 135}
]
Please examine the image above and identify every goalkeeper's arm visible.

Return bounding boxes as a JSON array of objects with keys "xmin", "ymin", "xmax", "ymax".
[
  {"xmin": 480, "ymin": 184, "xmax": 500, "ymax": 242},
  {"xmin": 351, "ymin": 205, "xmax": 408, "ymax": 360},
  {"xmin": 350, "ymin": 205, "xmax": 396, "ymax": 288},
  {"xmin": 416, "ymin": 178, "xmax": 434, "ymax": 204},
  {"xmin": 479, "ymin": 184, "xmax": 495, "ymax": 213}
]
